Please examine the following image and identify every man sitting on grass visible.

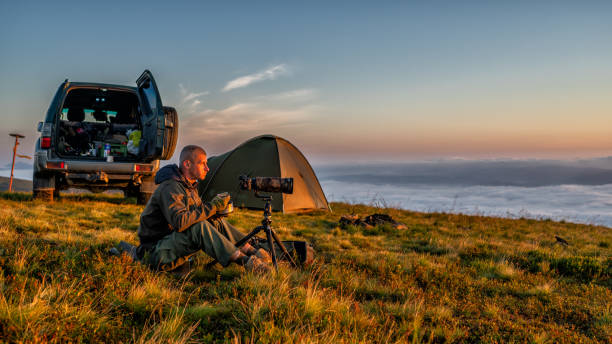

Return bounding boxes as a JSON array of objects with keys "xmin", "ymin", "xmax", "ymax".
[{"xmin": 135, "ymin": 145, "xmax": 271, "ymax": 273}]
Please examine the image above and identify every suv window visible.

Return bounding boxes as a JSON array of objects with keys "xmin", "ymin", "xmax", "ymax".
[
  {"xmin": 60, "ymin": 108, "xmax": 118, "ymax": 123},
  {"xmin": 141, "ymin": 82, "xmax": 158, "ymax": 115}
]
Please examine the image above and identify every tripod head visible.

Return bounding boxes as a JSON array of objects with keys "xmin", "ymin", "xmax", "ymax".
[
  {"xmin": 255, "ymin": 191, "xmax": 273, "ymax": 202},
  {"xmin": 255, "ymin": 192, "xmax": 274, "ymax": 219}
]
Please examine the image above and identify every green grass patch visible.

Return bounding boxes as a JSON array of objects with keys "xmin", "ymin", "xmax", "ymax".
[
  {"xmin": 550, "ymin": 256, "xmax": 610, "ymax": 283},
  {"xmin": 0, "ymin": 196, "xmax": 609, "ymax": 342}
]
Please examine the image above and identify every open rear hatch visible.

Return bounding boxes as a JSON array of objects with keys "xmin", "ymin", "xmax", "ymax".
[{"xmin": 55, "ymin": 87, "xmax": 143, "ymax": 162}]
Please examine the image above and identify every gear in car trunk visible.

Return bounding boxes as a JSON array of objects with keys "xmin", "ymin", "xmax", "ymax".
[{"xmin": 55, "ymin": 88, "xmax": 143, "ymax": 162}]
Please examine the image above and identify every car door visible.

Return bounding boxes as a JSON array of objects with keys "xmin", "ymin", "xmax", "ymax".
[{"xmin": 137, "ymin": 70, "xmax": 165, "ymax": 161}]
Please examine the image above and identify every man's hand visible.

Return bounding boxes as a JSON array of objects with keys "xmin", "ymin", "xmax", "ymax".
[{"xmin": 210, "ymin": 192, "xmax": 231, "ymax": 211}]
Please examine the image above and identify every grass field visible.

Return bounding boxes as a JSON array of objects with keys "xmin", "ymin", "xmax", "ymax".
[{"xmin": 0, "ymin": 192, "xmax": 610, "ymax": 343}]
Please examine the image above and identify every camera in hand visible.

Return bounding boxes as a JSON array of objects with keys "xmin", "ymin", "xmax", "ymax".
[{"xmin": 239, "ymin": 175, "xmax": 293, "ymax": 194}]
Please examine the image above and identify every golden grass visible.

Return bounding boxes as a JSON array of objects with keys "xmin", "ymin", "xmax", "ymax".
[{"xmin": 0, "ymin": 191, "xmax": 609, "ymax": 343}]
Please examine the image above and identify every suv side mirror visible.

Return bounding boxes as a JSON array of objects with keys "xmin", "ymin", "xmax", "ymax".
[{"xmin": 37, "ymin": 121, "xmax": 44, "ymax": 132}]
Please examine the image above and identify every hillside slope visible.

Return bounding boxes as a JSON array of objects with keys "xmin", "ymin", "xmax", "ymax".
[
  {"xmin": 0, "ymin": 192, "xmax": 609, "ymax": 343},
  {"xmin": 0, "ymin": 176, "xmax": 31, "ymax": 192}
]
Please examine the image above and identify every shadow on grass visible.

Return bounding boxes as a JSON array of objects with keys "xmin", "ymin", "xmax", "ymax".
[
  {"xmin": 60, "ymin": 193, "xmax": 137, "ymax": 205},
  {"xmin": 402, "ymin": 239, "xmax": 450, "ymax": 256},
  {"xmin": 354, "ymin": 286, "xmax": 407, "ymax": 302},
  {"xmin": 0, "ymin": 191, "xmax": 32, "ymax": 201},
  {"xmin": 190, "ymin": 268, "xmax": 243, "ymax": 284},
  {"xmin": 0, "ymin": 191, "xmax": 136, "ymax": 205},
  {"xmin": 185, "ymin": 299, "xmax": 247, "ymax": 339}
]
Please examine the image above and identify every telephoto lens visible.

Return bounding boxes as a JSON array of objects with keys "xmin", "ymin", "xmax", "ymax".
[{"xmin": 238, "ymin": 175, "xmax": 293, "ymax": 194}]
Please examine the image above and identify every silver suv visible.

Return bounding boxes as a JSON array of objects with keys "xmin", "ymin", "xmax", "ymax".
[{"xmin": 33, "ymin": 70, "xmax": 178, "ymax": 204}]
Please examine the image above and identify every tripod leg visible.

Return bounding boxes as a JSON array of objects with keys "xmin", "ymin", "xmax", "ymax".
[
  {"xmin": 265, "ymin": 226, "xmax": 278, "ymax": 271},
  {"xmin": 205, "ymin": 226, "xmax": 265, "ymax": 269},
  {"xmin": 270, "ymin": 229, "xmax": 297, "ymax": 268},
  {"xmin": 234, "ymin": 226, "xmax": 265, "ymax": 249}
]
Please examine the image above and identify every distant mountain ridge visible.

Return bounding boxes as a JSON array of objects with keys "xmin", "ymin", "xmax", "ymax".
[
  {"xmin": 317, "ymin": 159, "xmax": 612, "ymax": 187},
  {"xmin": 2, "ymin": 162, "xmax": 32, "ymax": 170},
  {"xmin": 0, "ymin": 176, "xmax": 32, "ymax": 192}
]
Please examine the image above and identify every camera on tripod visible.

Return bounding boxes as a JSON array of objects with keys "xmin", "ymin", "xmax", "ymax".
[
  {"xmin": 207, "ymin": 175, "xmax": 300, "ymax": 271},
  {"xmin": 231, "ymin": 175, "xmax": 297, "ymax": 270},
  {"xmin": 238, "ymin": 175, "xmax": 293, "ymax": 194}
]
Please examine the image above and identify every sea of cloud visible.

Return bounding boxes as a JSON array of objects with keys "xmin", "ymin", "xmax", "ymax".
[
  {"xmin": 321, "ymin": 180, "xmax": 612, "ymax": 228},
  {"xmin": 316, "ymin": 158, "xmax": 612, "ymax": 228}
]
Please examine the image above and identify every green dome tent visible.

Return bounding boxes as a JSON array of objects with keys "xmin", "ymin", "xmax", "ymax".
[{"xmin": 198, "ymin": 135, "xmax": 330, "ymax": 213}]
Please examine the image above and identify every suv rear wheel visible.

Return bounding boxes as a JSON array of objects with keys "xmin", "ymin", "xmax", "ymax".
[
  {"xmin": 33, "ymin": 173, "xmax": 55, "ymax": 202},
  {"xmin": 138, "ymin": 192, "xmax": 153, "ymax": 205},
  {"xmin": 126, "ymin": 189, "xmax": 153, "ymax": 205},
  {"xmin": 33, "ymin": 189, "xmax": 54, "ymax": 202},
  {"xmin": 126, "ymin": 177, "xmax": 155, "ymax": 205}
]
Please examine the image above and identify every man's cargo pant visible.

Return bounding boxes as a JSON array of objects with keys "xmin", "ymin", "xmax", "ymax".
[{"xmin": 147, "ymin": 218, "xmax": 246, "ymax": 271}]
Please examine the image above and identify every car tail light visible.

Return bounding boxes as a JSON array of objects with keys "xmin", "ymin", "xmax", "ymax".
[
  {"xmin": 46, "ymin": 161, "xmax": 65, "ymax": 169},
  {"xmin": 135, "ymin": 164, "xmax": 153, "ymax": 172},
  {"xmin": 41, "ymin": 137, "xmax": 51, "ymax": 149}
]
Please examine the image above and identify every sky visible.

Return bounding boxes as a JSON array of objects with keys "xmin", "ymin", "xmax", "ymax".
[{"xmin": 1, "ymin": 0, "xmax": 611, "ymax": 165}]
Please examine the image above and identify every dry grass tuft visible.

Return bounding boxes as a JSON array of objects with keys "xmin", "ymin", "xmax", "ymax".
[{"xmin": 0, "ymin": 192, "xmax": 609, "ymax": 342}]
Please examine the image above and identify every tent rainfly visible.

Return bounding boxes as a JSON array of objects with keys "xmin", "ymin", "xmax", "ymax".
[{"xmin": 198, "ymin": 135, "xmax": 330, "ymax": 213}]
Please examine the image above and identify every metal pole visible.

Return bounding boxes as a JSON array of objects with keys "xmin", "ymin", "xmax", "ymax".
[
  {"xmin": 9, "ymin": 136, "xmax": 18, "ymax": 192},
  {"xmin": 8, "ymin": 133, "xmax": 24, "ymax": 193}
]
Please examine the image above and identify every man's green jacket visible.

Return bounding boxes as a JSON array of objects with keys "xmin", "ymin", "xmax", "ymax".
[{"xmin": 138, "ymin": 164, "xmax": 219, "ymax": 248}]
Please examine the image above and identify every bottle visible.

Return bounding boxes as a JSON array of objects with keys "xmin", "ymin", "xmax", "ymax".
[{"xmin": 104, "ymin": 143, "xmax": 111, "ymax": 158}]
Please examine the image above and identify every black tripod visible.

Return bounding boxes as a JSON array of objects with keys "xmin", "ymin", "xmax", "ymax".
[{"xmin": 207, "ymin": 193, "xmax": 297, "ymax": 271}]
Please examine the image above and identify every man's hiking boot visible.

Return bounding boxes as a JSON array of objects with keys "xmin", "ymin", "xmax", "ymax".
[
  {"xmin": 108, "ymin": 241, "xmax": 139, "ymax": 262},
  {"xmin": 255, "ymin": 248, "xmax": 273, "ymax": 264},
  {"xmin": 245, "ymin": 255, "xmax": 270, "ymax": 273}
]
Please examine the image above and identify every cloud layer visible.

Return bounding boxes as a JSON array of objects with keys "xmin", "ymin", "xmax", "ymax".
[
  {"xmin": 175, "ymin": 62, "xmax": 316, "ymax": 155},
  {"xmin": 222, "ymin": 64, "xmax": 289, "ymax": 92},
  {"xmin": 315, "ymin": 159, "xmax": 612, "ymax": 227},
  {"xmin": 171, "ymin": 63, "xmax": 323, "ymax": 158},
  {"xmin": 179, "ymin": 98, "xmax": 318, "ymax": 154},
  {"xmin": 321, "ymin": 179, "xmax": 612, "ymax": 228},
  {"xmin": 178, "ymin": 84, "xmax": 209, "ymax": 109}
]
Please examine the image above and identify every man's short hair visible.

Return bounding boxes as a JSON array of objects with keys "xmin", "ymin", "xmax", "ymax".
[{"xmin": 179, "ymin": 145, "xmax": 207, "ymax": 164}]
